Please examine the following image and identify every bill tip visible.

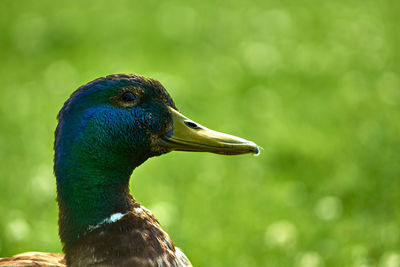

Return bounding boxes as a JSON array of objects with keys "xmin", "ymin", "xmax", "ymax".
[{"xmin": 253, "ymin": 145, "xmax": 262, "ymax": 156}]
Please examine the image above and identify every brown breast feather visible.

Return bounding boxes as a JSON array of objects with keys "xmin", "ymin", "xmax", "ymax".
[
  {"xmin": 0, "ymin": 252, "xmax": 66, "ymax": 267},
  {"xmin": 66, "ymin": 205, "xmax": 192, "ymax": 267}
]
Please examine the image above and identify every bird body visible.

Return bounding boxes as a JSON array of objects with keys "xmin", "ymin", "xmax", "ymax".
[{"xmin": 0, "ymin": 74, "xmax": 258, "ymax": 266}]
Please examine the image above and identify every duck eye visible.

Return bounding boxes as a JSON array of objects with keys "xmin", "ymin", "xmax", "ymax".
[{"xmin": 121, "ymin": 91, "xmax": 137, "ymax": 102}]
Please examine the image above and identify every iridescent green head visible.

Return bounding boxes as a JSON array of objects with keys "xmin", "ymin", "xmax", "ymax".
[{"xmin": 55, "ymin": 74, "xmax": 175, "ymax": 172}]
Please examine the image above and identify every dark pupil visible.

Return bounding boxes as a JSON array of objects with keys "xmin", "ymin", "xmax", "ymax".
[{"xmin": 122, "ymin": 92, "xmax": 136, "ymax": 102}]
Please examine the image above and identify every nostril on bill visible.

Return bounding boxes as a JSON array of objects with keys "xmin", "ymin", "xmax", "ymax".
[{"xmin": 184, "ymin": 120, "xmax": 199, "ymax": 129}]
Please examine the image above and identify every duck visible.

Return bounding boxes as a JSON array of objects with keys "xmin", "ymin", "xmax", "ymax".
[{"xmin": 0, "ymin": 74, "xmax": 259, "ymax": 267}]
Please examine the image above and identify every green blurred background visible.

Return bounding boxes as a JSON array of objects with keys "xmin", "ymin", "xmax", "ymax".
[{"xmin": 0, "ymin": 0, "xmax": 399, "ymax": 266}]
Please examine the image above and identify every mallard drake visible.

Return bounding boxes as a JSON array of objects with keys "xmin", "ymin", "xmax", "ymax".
[{"xmin": 0, "ymin": 74, "xmax": 259, "ymax": 267}]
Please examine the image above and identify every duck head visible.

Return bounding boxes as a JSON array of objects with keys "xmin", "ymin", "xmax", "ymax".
[
  {"xmin": 55, "ymin": 74, "xmax": 258, "ymax": 172},
  {"xmin": 54, "ymin": 74, "xmax": 259, "ymax": 247}
]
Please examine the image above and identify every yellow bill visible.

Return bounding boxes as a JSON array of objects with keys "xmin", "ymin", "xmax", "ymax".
[{"xmin": 161, "ymin": 107, "xmax": 259, "ymax": 155}]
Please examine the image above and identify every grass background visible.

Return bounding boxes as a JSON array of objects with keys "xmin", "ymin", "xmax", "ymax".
[{"xmin": 0, "ymin": 0, "xmax": 399, "ymax": 266}]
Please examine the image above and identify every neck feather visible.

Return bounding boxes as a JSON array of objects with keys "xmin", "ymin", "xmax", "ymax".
[{"xmin": 55, "ymin": 153, "xmax": 139, "ymax": 250}]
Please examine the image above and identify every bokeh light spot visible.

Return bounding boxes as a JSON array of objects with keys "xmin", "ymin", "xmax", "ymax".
[
  {"xmin": 314, "ymin": 196, "xmax": 342, "ymax": 221},
  {"xmin": 295, "ymin": 251, "xmax": 324, "ymax": 267},
  {"xmin": 148, "ymin": 202, "xmax": 177, "ymax": 228},
  {"xmin": 6, "ymin": 217, "xmax": 31, "ymax": 242},
  {"xmin": 265, "ymin": 220, "xmax": 297, "ymax": 249},
  {"xmin": 242, "ymin": 42, "xmax": 281, "ymax": 74},
  {"xmin": 379, "ymin": 252, "xmax": 400, "ymax": 267}
]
